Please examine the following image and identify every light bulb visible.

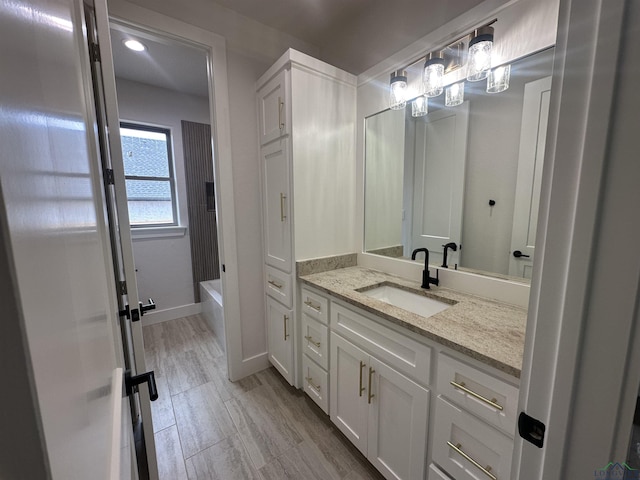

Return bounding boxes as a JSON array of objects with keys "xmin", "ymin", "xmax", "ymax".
[
  {"xmin": 124, "ymin": 39, "xmax": 146, "ymax": 52},
  {"xmin": 487, "ymin": 64, "xmax": 511, "ymax": 93},
  {"xmin": 423, "ymin": 53, "xmax": 445, "ymax": 97},
  {"xmin": 389, "ymin": 70, "xmax": 408, "ymax": 110},
  {"xmin": 445, "ymin": 82, "xmax": 465, "ymax": 107},
  {"xmin": 467, "ymin": 26, "xmax": 493, "ymax": 81},
  {"xmin": 412, "ymin": 96, "xmax": 428, "ymax": 117}
]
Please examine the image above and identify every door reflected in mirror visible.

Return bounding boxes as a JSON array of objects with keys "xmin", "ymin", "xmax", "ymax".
[{"xmin": 364, "ymin": 47, "xmax": 555, "ymax": 282}]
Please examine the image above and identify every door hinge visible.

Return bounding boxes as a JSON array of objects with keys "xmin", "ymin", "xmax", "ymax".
[
  {"xmin": 118, "ymin": 280, "xmax": 127, "ymax": 295},
  {"xmin": 89, "ymin": 42, "xmax": 101, "ymax": 63},
  {"xmin": 119, "ymin": 304, "xmax": 130, "ymax": 319},
  {"xmin": 222, "ymin": 264, "xmax": 226, "ymax": 272},
  {"xmin": 518, "ymin": 412, "xmax": 545, "ymax": 448},
  {"xmin": 105, "ymin": 168, "xmax": 115, "ymax": 185}
]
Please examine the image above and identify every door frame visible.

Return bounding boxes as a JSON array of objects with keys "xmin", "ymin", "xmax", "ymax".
[
  {"xmin": 107, "ymin": 1, "xmax": 243, "ymax": 380},
  {"xmin": 513, "ymin": 0, "xmax": 632, "ymax": 478}
]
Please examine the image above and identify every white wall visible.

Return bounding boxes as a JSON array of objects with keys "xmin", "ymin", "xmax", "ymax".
[
  {"xmin": 226, "ymin": 51, "xmax": 271, "ymax": 360},
  {"xmin": 115, "ymin": 78, "xmax": 210, "ymax": 313},
  {"xmin": 364, "ymin": 108, "xmax": 405, "ymax": 251}
]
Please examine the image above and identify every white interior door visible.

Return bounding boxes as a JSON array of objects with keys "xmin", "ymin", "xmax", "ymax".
[
  {"xmin": 411, "ymin": 103, "xmax": 469, "ymax": 266},
  {"xmin": 91, "ymin": 1, "xmax": 159, "ymax": 478},
  {"xmin": 509, "ymin": 77, "xmax": 552, "ymax": 279},
  {"xmin": 0, "ymin": 0, "xmax": 138, "ymax": 477}
]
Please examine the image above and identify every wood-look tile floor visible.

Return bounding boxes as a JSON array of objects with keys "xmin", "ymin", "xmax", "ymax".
[{"xmin": 143, "ymin": 314, "xmax": 385, "ymax": 480}]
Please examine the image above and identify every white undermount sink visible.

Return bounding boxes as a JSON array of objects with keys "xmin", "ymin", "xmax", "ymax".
[{"xmin": 359, "ymin": 284, "xmax": 453, "ymax": 318}]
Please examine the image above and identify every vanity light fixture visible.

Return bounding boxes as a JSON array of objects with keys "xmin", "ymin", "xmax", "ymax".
[
  {"xmin": 389, "ymin": 70, "xmax": 408, "ymax": 110},
  {"xmin": 412, "ymin": 95, "xmax": 428, "ymax": 117},
  {"xmin": 123, "ymin": 39, "xmax": 146, "ymax": 52},
  {"xmin": 445, "ymin": 81, "xmax": 465, "ymax": 107},
  {"xmin": 423, "ymin": 51, "xmax": 445, "ymax": 97},
  {"xmin": 466, "ymin": 26, "xmax": 494, "ymax": 81},
  {"xmin": 487, "ymin": 64, "xmax": 511, "ymax": 93}
]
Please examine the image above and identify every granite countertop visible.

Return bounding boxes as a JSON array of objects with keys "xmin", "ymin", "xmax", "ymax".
[{"xmin": 299, "ymin": 266, "xmax": 527, "ymax": 378}]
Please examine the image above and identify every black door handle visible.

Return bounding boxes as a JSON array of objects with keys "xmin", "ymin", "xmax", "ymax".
[
  {"xmin": 513, "ymin": 250, "xmax": 531, "ymax": 258},
  {"xmin": 139, "ymin": 298, "xmax": 156, "ymax": 316},
  {"xmin": 125, "ymin": 370, "xmax": 158, "ymax": 401}
]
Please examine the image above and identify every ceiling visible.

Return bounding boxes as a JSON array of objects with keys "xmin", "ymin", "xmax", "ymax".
[
  {"xmin": 111, "ymin": 0, "xmax": 489, "ymax": 96},
  {"xmin": 111, "ymin": 26, "xmax": 209, "ymax": 97}
]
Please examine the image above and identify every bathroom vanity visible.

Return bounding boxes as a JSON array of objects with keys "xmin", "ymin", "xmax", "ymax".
[{"xmin": 298, "ymin": 266, "xmax": 524, "ymax": 480}]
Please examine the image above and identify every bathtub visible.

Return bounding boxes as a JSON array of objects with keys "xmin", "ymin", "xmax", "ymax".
[{"xmin": 199, "ymin": 279, "xmax": 226, "ymax": 354}]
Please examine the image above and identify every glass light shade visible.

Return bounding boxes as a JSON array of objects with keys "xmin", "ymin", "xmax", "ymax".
[
  {"xmin": 445, "ymin": 82, "xmax": 465, "ymax": 107},
  {"xmin": 423, "ymin": 59, "xmax": 445, "ymax": 97},
  {"xmin": 467, "ymin": 40, "xmax": 492, "ymax": 81},
  {"xmin": 412, "ymin": 96, "xmax": 428, "ymax": 117},
  {"xmin": 389, "ymin": 71, "xmax": 408, "ymax": 110},
  {"xmin": 487, "ymin": 64, "xmax": 511, "ymax": 93}
]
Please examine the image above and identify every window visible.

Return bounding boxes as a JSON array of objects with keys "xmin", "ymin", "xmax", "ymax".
[{"xmin": 120, "ymin": 123, "xmax": 177, "ymax": 227}]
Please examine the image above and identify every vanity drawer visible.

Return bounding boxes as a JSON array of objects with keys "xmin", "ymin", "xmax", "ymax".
[
  {"xmin": 265, "ymin": 265, "xmax": 292, "ymax": 308},
  {"xmin": 428, "ymin": 464, "xmax": 453, "ymax": 480},
  {"xmin": 300, "ymin": 287, "xmax": 329, "ymax": 324},
  {"xmin": 437, "ymin": 354, "xmax": 519, "ymax": 436},
  {"xmin": 432, "ymin": 396, "xmax": 513, "ymax": 480},
  {"xmin": 331, "ymin": 302, "xmax": 431, "ymax": 386},
  {"xmin": 301, "ymin": 313, "xmax": 329, "ymax": 370},
  {"xmin": 302, "ymin": 354, "xmax": 329, "ymax": 414}
]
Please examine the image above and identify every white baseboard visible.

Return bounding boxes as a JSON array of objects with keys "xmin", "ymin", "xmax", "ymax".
[{"xmin": 141, "ymin": 303, "xmax": 202, "ymax": 326}]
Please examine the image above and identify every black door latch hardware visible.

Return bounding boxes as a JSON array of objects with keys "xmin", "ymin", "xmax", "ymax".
[
  {"xmin": 518, "ymin": 411, "xmax": 545, "ymax": 448},
  {"xmin": 125, "ymin": 370, "xmax": 158, "ymax": 401},
  {"xmin": 139, "ymin": 298, "xmax": 156, "ymax": 316}
]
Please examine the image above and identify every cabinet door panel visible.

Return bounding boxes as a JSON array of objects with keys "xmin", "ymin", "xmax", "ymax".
[
  {"xmin": 262, "ymin": 139, "xmax": 292, "ymax": 272},
  {"xmin": 368, "ymin": 357, "xmax": 429, "ymax": 480},
  {"xmin": 267, "ymin": 296, "xmax": 294, "ymax": 385},
  {"xmin": 330, "ymin": 332, "xmax": 369, "ymax": 455},
  {"xmin": 258, "ymin": 70, "xmax": 288, "ymax": 144}
]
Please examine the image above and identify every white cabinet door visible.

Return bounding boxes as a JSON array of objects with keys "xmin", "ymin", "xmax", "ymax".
[
  {"xmin": 330, "ymin": 332, "xmax": 370, "ymax": 455},
  {"xmin": 267, "ymin": 296, "xmax": 294, "ymax": 385},
  {"xmin": 258, "ymin": 69, "xmax": 289, "ymax": 145},
  {"xmin": 262, "ymin": 139, "xmax": 292, "ymax": 272},
  {"xmin": 368, "ymin": 356, "xmax": 430, "ymax": 480}
]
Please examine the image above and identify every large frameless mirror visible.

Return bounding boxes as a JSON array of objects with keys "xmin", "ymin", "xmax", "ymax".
[{"xmin": 364, "ymin": 47, "xmax": 555, "ymax": 282}]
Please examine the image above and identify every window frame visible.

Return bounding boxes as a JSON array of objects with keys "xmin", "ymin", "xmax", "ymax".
[{"xmin": 120, "ymin": 121, "xmax": 179, "ymax": 228}]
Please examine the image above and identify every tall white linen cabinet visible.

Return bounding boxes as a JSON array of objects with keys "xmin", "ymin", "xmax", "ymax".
[{"xmin": 256, "ymin": 49, "xmax": 356, "ymax": 388}]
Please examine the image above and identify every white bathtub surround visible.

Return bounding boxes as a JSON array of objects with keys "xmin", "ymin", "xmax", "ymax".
[{"xmin": 200, "ymin": 279, "xmax": 226, "ymax": 353}]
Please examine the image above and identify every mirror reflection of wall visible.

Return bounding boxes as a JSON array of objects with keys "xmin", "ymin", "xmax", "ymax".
[{"xmin": 364, "ymin": 47, "xmax": 555, "ymax": 282}]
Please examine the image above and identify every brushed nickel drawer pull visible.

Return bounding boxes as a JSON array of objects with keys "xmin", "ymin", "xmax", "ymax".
[
  {"xmin": 359, "ymin": 361, "xmax": 365, "ymax": 397},
  {"xmin": 305, "ymin": 376, "xmax": 321, "ymax": 392},
  {"xmin": 450, "ymin": 380, "xmax": 504, "ymax": 411},
  {"xmin": 304, "ymin": 335, "xmax": 321, "ymax": 348},
  {"xmin": 283, "ymin": 315, "xmax": 289, "ymax": 340},
  {"xmin": 447, "ymin": 441, "xmax": 497, "ymax": 480},
  {"xmin": 368, "ymin": 367, "xmax": 375, "ymax": 404},
  {"xmin": 304, "ymin": 300, "xmax": 321, "ymax": 312},
  {"xmin": 280, "ymin": 193, "xmax": 287, "ymax": 221},
  {"xmin": 278, "ymin": 96, "xmax": 284, "ymax": 130},
  {"xmin": 268, "ymin": 280, "xmax": 283, "ymax": 289}
]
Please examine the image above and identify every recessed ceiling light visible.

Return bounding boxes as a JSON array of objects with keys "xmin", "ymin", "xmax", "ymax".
[{"xmin": 123, "ymin": 39, "xmax": 146, "ymax": 52}]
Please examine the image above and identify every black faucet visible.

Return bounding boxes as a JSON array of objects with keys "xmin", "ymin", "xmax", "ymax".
[
  {"xmin": 441, "ymin": 242, "xmax": 458, "ymax": 268},
  {"xmin": 411, "ymin": 248, "xmax": 439, "ymax": 289}
]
